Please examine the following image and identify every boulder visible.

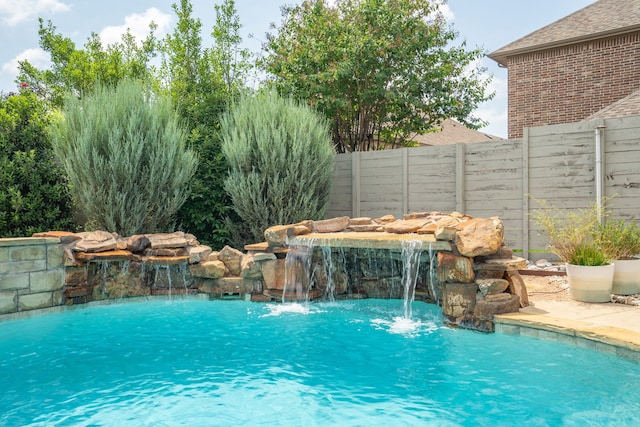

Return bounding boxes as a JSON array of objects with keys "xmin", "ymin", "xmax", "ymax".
[
  {"xmin": 313, "ymin": 216, "xmax": 350, "ymax": 233},
  {"xmin": 187, "ymin": 245, "xmax": 212, "ymax": 264},
  {"xmin": 262, "ymin": 259, "xmax": 286, "ymax": 290},
  {"xmin": 477, "ymin": 278, "xmax": 510, "ymax": 296},
  {"xmin": 264, "ymin": 225, "xmax": 295, "ymax": 247},
  {"xmin": 474, "ymin": 293, "xmax": 520, "ymax": 319},
  {"xmin": 437, "ymin": 252, "xmax": 475, "ymax": 283},
  {"xmin": 455, "ymin": 217, "xmax": 504, "ymax": 257},
  {"xmin": 146, "ymin": 232, "xmax": 188, "ymax": 249},
  {"xmin": 506, "ymin": 271, "xmax": 530, "ymax": 307},
  {"xmin": 218, "ymin": 245, "xmax": 244, "ymax": 276},
  {"xmin": 127, "ymin": 235, "xmax": 151, "ymax": 253},
  {"xmin": 241, "ymin": 254, "xmax": 264, "ymax": 279},
  {"xmin": 442, "ymin": 282, "xmax": 478, "ymax": 318},
  {"xmin": 434, "ymin": 226, "xmax": 457, "ymax": 241},
  {"xmin": 189, "ymin": 260, "xmax": 227, "ymax": 279},
  {"xmin": 74, "ymin": 230, "xmax": 117, "ymax": 253},
  {"xmin": 349, "ymin": 217, "xmax": 373, "ymax": 226}
]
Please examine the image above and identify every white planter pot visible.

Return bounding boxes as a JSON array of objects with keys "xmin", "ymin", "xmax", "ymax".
[
  {"xmin": 566, "ymin": 263, "xmax": 614, "ymax": 303},
  {"xmin": 612, "ymin": 258, "xmax": 640, "ymax": 295}
]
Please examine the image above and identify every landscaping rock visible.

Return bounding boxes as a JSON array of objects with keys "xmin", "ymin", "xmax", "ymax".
[
  {"xmin": 127, "ymin": 235, "xmax": 151, "ymax": 253},
  {"xmin": 74, "ymin": 230, "xmax": 117, "ymax": 253},
  {"xmin": 314, "ymin": 216, "xmax": 350, "ymax": 233},
  {"xmin": 437, "ymin": 252, "xmax": 475, "ymax": 283},
  {"xmin": 218, "ymin": 245, "xmax": 244, "ymax": 276},
  {"xmin": 189, "ymin": 260, "xmax": 226, "ymax": 279},
  {"xmin": 146, "ymin": 232, "xmax": 188, "ymax": 249},
  {"xmin": 455, "ymin": 217, "xmax": 504, "ymax": 257},
  {"xmin": 187, "ymin": 245, "xmax": 212, "ymax": 264}
]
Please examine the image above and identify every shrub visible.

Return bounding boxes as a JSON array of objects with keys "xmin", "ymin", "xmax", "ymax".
[
  {"xmin": 530, "ymin": 197, "xmax": 610, "ymax": 265},
  {"xmin": 50, "ymin": 79, "xmax": 198, "ymax": 236},
  {"xmin": 597, "ymin": 218, "xmax": 640, "ymax": 260},
  {"xmin": 0, "ymin": 91, "xmax": 75, "ymax": 237},
  {"xmin": 221, "ymin": 91, "xmax": 335, "ymax": 243}
]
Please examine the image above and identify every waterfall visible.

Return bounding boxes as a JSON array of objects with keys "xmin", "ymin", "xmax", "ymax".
[
  {"xmin": 401, "ymin": 240, "xmax": 424, "ymax": 319},
  {"xmin": 283, "ymin": 240, "xmax": 315, "ymax": 303},
  {"xmin": 427, "ymin": 243, "xmax": 438, "ymax": 305},
  {"xmin": 321, "ymin": 246, "xmax": 336, "ymax": 302}
]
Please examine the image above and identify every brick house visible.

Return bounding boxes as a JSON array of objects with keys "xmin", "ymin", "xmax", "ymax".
[{"xmin": 488, "ymin": 0, "xmax": 640, "ymax": 139}]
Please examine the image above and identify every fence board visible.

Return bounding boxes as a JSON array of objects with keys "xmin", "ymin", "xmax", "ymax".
[{"xmin": 326, "ymin": 116, "xmax": 640, "ymax": 260}]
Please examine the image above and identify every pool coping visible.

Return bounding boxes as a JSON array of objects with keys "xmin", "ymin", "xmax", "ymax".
[{"xmin": 495, "ymin": 308, "xmax": 640, "ymax": 362}]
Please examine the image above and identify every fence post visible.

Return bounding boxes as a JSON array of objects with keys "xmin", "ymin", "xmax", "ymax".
[
  {"xmin": 522, "ymin": 127, "xmax": 530, "ymax": 260},
  {"xmin": 352, "ymin": 152, "xmax": 361, "ymax": 218},
  {"xmin": 402, "ymin": 148, "xmax": 409, "ymax": 215},
  {"xmin": 455, "ymin": 143, "xmax": 465, "ymax": 213}
]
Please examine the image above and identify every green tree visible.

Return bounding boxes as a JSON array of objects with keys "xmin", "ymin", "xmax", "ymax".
[
  {"xmin": 17, "ymin": 19, "xmax": 158, "ymax": 107},
  {"xmin": 210, "ymin": 0, "xmax": 253, "ymax": 96},
  {"xmin": 161, "ymin": 0, "xmax": 253, "ymax": 248},
  {"xmin": 221, "ymin": 92, "xmax": 335, "ymax": 244},
  {"xmin": 50, "ymin": 79, "xmax": 197, "ymax": 236},
  {"xmin": 0, "ymin": 89, "xmax": 75, "ymax": 237},
  {"xmin": 261, "ymin": 0, "xmax": 492, "ymax": 152}
]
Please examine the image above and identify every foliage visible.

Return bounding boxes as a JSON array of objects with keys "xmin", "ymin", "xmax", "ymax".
[
  {"xmin": 597, "ymin": 218, "xmax": 640, "ymax": 260},
  {"xmin": 530, "ymin": 198, "xmax": 610, "ymax": 265},
  {"xmin": 14, "ymin": 0, "xmax": 254, "ymax": 246},
  {"xmin": 221, "ymin": 91, "xmax": 335, "ymax": 244},
  {"xmin": 17, "ymin": 19, "xmax": 158, "ymax": 107},
  {"xmin": 50, "ymin": 79, "xmax": 197, "ymax": 236},
  {"xmin": 569, "ymin": 243, "xmax": 610, "ymax": 267},
  {"xmin": 261, "ymin": 0, "xmax": 492, "ymax": 152},
  {"xmin": 210, "ymin": 0, "xmax": 254, "ymax": 95},
  {"xmin": 159, "ymin": 0, "xmax": 253, "ymax": 248},
  {"xmin": 0, "ymin": 90, "xmax": 76, "ymax": 237}
]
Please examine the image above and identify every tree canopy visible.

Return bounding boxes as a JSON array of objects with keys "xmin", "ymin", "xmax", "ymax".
[{"xmin": 261, "ymin": 0, "xmax": 493, "ymax": 152}]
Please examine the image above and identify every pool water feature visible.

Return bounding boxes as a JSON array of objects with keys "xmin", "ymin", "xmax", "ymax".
[{"xmin": 2, "ymin": 299, "xmax": 640, "ymax": 426}]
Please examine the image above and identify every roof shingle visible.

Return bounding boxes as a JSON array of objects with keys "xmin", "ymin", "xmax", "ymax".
[{"xmin": 489, "ymin": 0, "xmax": 640, "ymax": 66}]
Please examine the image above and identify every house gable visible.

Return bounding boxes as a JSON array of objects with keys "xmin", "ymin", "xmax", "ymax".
[{"xmin": 488, "ymin": 0, "xmax": 640, "ymax": 138}]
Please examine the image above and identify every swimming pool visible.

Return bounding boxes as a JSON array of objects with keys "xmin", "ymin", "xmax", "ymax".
[{"xmin": 1, "ymin": 298, "xmax": 639, "ymax": 426}]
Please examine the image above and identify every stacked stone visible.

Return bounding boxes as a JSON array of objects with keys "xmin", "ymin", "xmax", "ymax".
[
  {"xmin": 263, "ymin": 212, "xmax": 529, "ymax": 331},
  {"xmin": 13, "ymin": 210, "xmax": 530, "ymax": 332}
]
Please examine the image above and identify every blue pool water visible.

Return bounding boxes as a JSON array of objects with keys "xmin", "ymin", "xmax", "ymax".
[{"xmin": 1, "ymin": 299, "xmax": 640, "ymax": 426}]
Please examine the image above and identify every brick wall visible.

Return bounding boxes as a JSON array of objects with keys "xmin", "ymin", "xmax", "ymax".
[
  {"xmin": 507, "ymin": 32, "xmax": 640, "ymax": 138},
  {"xmin": 0, "ymin": 237, "xmax": 65, "ymax": 314}
]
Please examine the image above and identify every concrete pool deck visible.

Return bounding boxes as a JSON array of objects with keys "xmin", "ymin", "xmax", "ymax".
[{"xmin": 495, "ymin": 296, "xmax": 640, "ymax": 361}]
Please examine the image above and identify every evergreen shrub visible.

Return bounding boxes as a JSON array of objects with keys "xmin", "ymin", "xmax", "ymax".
[
  {"xmin": 51, "ymin": 79, "xmax": 198, "ymax": 236},
  {"xmin": 221, "ymin": 92, "xmax": 335, "ymax": 243}
]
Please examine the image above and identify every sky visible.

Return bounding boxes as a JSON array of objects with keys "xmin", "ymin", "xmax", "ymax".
[{"xmin": 0, "ymin": 0, "xmax": 595, "ymax": 138}]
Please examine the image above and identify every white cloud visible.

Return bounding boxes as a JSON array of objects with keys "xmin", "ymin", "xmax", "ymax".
[
  {"xmin": 2, "ymin": 48, "xmax": 50, "ymax": 75},
  {"xmin": 0, "ymin": 0, "xmax": 70, "ymax": 26},
  {"xmin": 436, "ymin": 1, "xmax": 454, "ymax": 22},
  {"xmin": 98, "ymin": 8, "xmax": 172, "ymax": 47}
]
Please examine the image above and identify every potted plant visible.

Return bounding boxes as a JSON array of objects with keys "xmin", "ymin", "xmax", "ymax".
[
  {"xmin": 531, "ymin": 199, "xmax": 614, "ymax": 303},
  {"xmin": 597, "ymin": 218, "xmax": 640, "ymax": 295}
]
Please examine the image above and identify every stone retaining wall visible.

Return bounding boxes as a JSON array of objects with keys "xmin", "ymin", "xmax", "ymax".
[
  {"xmin": 0, "ymin": 212, "xmax": 530, "ymax": 332},
  {"xmin": 0, "ymin": 237, "xmax": 65, "ymax": 314}
]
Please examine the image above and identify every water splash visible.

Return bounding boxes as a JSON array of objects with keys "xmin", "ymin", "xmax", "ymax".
[
  {"xmin": 370, "ymin": 317, "xmax": 439, "ymax": 337},
  {"xmin": 401, "ymin": 240, "xmax": 423, "ymax": 319},
  {"xmin": 261, "ymin": 303, "xmax": 312, "ymax": 317}
]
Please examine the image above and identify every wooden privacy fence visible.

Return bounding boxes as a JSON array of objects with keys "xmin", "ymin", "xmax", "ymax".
[{"xmin": 325, "ymin": 116, "xmax": 640, "ymax": 260}]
